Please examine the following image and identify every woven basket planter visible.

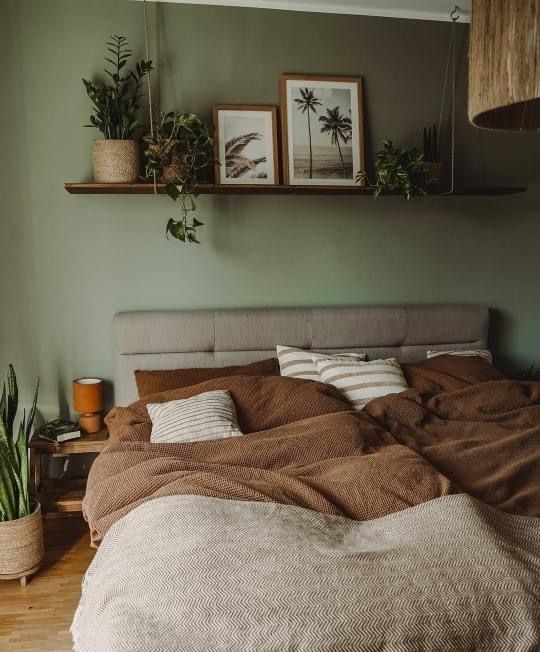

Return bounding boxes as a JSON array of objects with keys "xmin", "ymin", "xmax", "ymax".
[
  {"xmin": 93, "ymin": 139, "xmax": 140, "ymax": 183},
  {"xmin": 0, "ymin": 502, "xmax": 44, "ymax": 586},
  {"xmin": 149, "ymin": 140, "xmax": 187, "ymax": 184}
]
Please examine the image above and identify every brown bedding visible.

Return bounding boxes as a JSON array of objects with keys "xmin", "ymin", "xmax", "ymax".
[
  {"xmin": 135, "ymin": 357, "xmax": 279, "ymax": 397},
  {"xmin": 402, "ymin": 353, "xmax": 505, "ymax": 391},
  {"xmin": 84, "ymin": 369, "xmax": 540, "ymax": 546}
]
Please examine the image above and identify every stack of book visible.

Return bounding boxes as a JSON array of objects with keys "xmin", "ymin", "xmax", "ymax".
[{"xmin": 35, "ymin": 418, "xmax": 81, "ymax": 443}]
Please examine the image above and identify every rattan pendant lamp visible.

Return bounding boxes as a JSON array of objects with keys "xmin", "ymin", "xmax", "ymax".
[{"xmin": 468, "ymin": 0, "xmax": 540, "ymax": 131}]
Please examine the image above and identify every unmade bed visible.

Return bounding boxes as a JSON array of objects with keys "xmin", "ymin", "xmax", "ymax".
[{"xmin": 72, "ymin": 305, "xmax": 540, "ymax": 651}]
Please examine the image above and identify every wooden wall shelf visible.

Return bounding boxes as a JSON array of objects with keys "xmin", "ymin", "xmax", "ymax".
[{"xmin": 65, "ymin": 183, "xmax": 527, "ymax": 197}]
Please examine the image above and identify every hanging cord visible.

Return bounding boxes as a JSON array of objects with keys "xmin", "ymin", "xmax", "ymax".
[
  {"xmin": 437, "ymin": 14, "xmax": 454, "ymax": 150},
  {"xmin": 440, "ymin": 6, "xmax": 460, "ymax": 195},
  {"xmin": 143, "ymin": 0, "xmax": 158, "ymax": 193}
]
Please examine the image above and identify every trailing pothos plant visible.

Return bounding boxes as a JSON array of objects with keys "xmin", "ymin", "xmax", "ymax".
[
  {"xmin": 0, "ymin": 366, "xmax": 39, "ymax": 522},
  {"xmin": 356, "ymin": 140, "xmax": 431, "ymax": 200},
  {"xmin": 83, "ymin": 35, "xmax": 153, "ymax": 139},
  {"xmin": 143, "ymin": 111, "xmax": 213, "ymax": 244}
]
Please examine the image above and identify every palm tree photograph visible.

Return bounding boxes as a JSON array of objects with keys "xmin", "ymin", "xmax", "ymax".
[
  {"xmin": 214, "ymin": 105, "xmax": 279, "ymax": 185},
  {"xmin": 319, "ymin": 106, "xmax": 353, "ymax": 176},
  {"xmin": 281, "ymin": 75, "xmax": 364, "ymax": 186},
  {"xmin": 294, "ymin": 88, "xmax": 322, "ymax": 179}
]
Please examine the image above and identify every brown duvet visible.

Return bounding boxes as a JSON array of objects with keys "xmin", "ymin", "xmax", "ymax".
[{"xmin": 84, "ymin": 363, "xmax": 540, "ymax": 546}]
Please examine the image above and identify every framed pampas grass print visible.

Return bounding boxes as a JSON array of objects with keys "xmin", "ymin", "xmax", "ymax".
[
  {"xmin": 280, "ymin": 75, "xmax": 365, "ymax": 186},
  {"xmin": 213, "ymin": 105, "xmax": 280, "ymax": 186}
]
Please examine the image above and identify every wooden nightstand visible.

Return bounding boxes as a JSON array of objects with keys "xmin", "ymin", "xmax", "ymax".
[{"xmin": 29, "ymin": 429, "xmax": 109, "ymax": 514}]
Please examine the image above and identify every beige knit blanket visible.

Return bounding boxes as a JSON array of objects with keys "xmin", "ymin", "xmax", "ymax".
[{"xmin": 72, "ymin": 493, "xmax": 540, "ymax": 651}]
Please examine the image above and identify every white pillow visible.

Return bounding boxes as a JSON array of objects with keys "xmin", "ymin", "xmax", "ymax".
[
  {"xmin": 427, "ymin": 349, "xmax": 493, "ymax": 364},
  {"xmin": 276, "ymin": 345, "xmax": 367, "ymax": 381},
  {"xmin": 314, "ymin": 357, "xmax": 409, "ymax": 411},
  {"xmin": 147, "ymin": 390, "xmax": 243, "ymax": 443}
]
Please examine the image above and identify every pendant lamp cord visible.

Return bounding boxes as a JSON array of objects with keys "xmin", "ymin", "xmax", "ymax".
[
  {"xmin": 439, "ymin": 6, "xmax": 460, "ymax": 195},
  {"xmin": 143, "ymin": 0, "xmax": 158, "ymax": 193},
  {"xmin": 143, "ymin": 0, "xmax": 154, "ymax": 139}
]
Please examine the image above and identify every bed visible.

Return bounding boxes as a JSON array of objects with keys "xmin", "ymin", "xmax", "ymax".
[{"xmin": 72, "ymin": 305, "xmax": 540, "ymax": 651}]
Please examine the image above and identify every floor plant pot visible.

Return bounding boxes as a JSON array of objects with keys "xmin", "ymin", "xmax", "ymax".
[
  {"xmin": 0, "ymin": 502, "xmax": 44, "ymax": 586},
  {"xmin": 93, "ymin": 139, "xmax": 140, "ymax": 183}
]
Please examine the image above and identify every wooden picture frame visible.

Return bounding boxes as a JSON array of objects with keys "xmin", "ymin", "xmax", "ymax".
[
  {"xmin": 213, "ymin": 105, "xmax": 280, "ymax": 186},
  {"xmin": 279, "ymin": 74, "xmax": 365, "ymax": 186}
]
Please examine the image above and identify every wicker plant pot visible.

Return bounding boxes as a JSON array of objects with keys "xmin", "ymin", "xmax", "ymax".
[
  {"xmin": 149, "ymin": 140, "xmax": 187, "ymax": 184},
  {"xmin": 93, "ymin": 139, "xmax": 140, "ymax": 183},
  {"xmin": 0, "ymin": 502, "xmax": 44, "ymax": 586}
]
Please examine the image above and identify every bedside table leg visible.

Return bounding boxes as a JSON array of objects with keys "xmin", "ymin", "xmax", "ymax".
[{"xmin": 30, "ymin": 447, "xmax": 42, "ymax": 494}]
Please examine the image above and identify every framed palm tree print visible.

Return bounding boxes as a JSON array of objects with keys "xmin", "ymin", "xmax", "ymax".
[
  {"xmin": 280, "ymin": 75, "xmax": 365, "ymax": 186},
  {"xmin": 213, "ymin": 105, "xmax": 280, "ymax": 186}
]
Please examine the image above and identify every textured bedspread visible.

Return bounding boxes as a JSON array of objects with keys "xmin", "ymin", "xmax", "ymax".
[
  {"xmin": 73, "ymin": 493, "xmax": 540, "ymax": 652},
  {"xmin": 84, "ymin": 375, "xmax": 540, "ymax": 545}
]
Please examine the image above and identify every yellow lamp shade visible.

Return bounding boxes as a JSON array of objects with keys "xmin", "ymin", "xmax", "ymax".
[{"xmin": 73, "ymin": 378, "xmax": 103, "ymax": 414}]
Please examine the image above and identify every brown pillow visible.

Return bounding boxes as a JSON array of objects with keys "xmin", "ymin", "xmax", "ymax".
[
  {"xmin": 106, "ymin": 375, "xmax": 351, "ymax": 442},
  {"xmin": 403, "ymin": 355, "xmax": 505, "ymax": 393},
  {"xmin": 135, "ymin": 358, "xmax": 279, "ymax": 397}
]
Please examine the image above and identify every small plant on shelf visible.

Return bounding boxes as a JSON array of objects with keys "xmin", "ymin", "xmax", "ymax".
[
  {"xmin": 143, "ymin": 111, "xmax": 213, "ymax": 244},
  {"xmin": 83, "ymin": 35, "xmax": 152, "ymax": 140},
  {"xmin": 356, "ymin": 140, "xmax": 431, "ymax": 200},
  {"xmin": 82, "ymin": 35, "xmax": 153, "ymax": 184}
]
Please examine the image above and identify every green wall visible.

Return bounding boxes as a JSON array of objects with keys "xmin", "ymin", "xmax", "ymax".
[{"xmin": 2, "ymin": 0, "xmax": 539, "ymax": 415}]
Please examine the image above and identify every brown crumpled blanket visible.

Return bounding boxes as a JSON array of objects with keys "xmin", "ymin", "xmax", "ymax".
[{"xmin": 84, "ymin": 364, "xmax": 540, "ymax": 546}]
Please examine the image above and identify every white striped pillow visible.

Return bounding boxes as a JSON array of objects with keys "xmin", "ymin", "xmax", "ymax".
[
  {"xmin": 147, "ymin": 390, "xmax": 243, "ymax": 443},
  {"xmin": 314, "ymin": 357, "xmax": 409, "ymax": 411},
  {"xmin": 427, "ymin": 349, "xmax": 493, "ymax": 364},
  {"xmin": 276, "ymin": 345, "xmax": 367, "ymax": 381}
]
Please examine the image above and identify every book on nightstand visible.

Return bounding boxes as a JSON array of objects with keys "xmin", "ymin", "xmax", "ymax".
[{"xmin": 35, "ymin": 418, "xmax": 81, "ymax": 443}]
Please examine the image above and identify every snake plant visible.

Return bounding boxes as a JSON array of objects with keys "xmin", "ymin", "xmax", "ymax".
[
  {"xmin": 0, "ymin": 365, "xmax": 39, "ymax": 522},
  {"xmin": 423, "ymin": 125, "xmax": 440, "ymax": 163}
]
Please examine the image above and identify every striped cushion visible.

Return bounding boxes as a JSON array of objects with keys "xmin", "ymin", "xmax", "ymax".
[
  {"xmin": 276, "ymin": 345, "xmax": 367, "ymax": 381},
  {"xmin": 427, "ymin": 350, "xmax": 493, "ymax": 364},
  {"xmin": 147, "ymin": 390, "xmax": 243, "ymax": 443},
  {"xmin": 314, "ymin": 357, "xmax": 409, "ymax": 411}
]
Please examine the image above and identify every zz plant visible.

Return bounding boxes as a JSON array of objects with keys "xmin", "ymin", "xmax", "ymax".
[
  {"xmin": 0, "ymin": 366, "xmax": 39, "ymax": 522},
  {"xmin": 83, "ymin": 35, "xmax": 153, "ymax": 139},
  {"xmin": 356, "ymin": 140, "xmax": 431, "ymax": 200},
  {"xmin": 144, "ymin": 111, "xmax": 213, "ymax": 243}
]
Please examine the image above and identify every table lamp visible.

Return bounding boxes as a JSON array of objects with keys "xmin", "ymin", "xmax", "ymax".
[{"xmin": 73, "ymin": 378, "xmax": 104, "ymax": 434}]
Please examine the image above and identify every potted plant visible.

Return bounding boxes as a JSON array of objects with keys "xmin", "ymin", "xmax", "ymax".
[
  {"xmin": 83, "ymin": 35, "xmax": 152, "ymax": 183},
  {"xmin": 423, "ymin": 124, "xmax": 443, "ymax": 186},
  {"xmin": 356, "ymin": 140, "xmax": 431, "ymax": 199},
  {"xmin": 143, "ymin": 111, "xmax": 213, "ymax": 243},
  {"xmin": 0, "ymin": 365, "xmax": 41, "ymax": 586},
  {"xmin": 519, "ymin": 365, "xmax": 540, "ymax": 381}
]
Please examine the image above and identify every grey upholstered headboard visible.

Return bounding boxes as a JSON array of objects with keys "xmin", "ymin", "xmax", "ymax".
[{"xmin": 113, "ymin": 304, "xmax": 489, "ymax": 406}]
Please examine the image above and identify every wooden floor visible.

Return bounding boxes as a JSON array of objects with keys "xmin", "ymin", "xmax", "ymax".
[{"xmin": 0, "ymin": 516, "xmax": 94, "ymax": 651}]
